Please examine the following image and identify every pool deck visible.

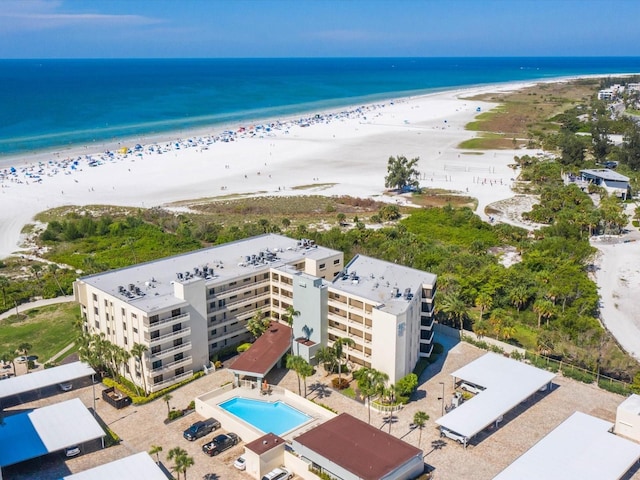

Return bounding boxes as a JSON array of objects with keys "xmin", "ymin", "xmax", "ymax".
[{"xmin": 195, "ymin": 382, "xmax": 336, "ymax": 443}]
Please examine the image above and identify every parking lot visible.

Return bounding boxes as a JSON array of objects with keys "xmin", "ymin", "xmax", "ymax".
[{"xmin": 3, "ymin": 340, "xmax": 640, "ymax": 480}]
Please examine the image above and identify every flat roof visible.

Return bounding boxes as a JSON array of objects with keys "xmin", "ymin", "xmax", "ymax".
[
  {"xmin": 0, "ymin": 398, "xmax": 104, "ymax": 468},
  {"xmin": 580, "ymin": 168, "xmax": 630, "ymax": 182},
  {"xmin": 79, "ymin": 234, "xmax": 341, "ymax": 313},
  {"xmin": 293, "ymin": 413, "xmax": 422, "ymax": 480},
  {"xmin": 228, "ymin": 322, "xmax": 291, "ymax": 376},
  {"xmin": 61, "ymin": 452, "xmax": 166, "ymax": 480},
  {"xmin": 332, "ymin": 254, "xmax": 436, "ymax": 315},
  {"xmin": 618, "ymin": 393, "xmax": 640, "ymax": 415},
  {"xmin": 0, "ymin": 361, "xmax": 95, "ymax": 400},
  {"xmin": 494, "ymin": 412, "xmax": 640, "ymax": 480},
  {"xmin": 245, "ymin": 433, "xmax": 286, "ymax": 455},
  {"xmin": 435, "ymin": 353, "xmax": 555, "ymax": 439}
]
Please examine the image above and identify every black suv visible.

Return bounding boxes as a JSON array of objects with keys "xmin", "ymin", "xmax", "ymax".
[
  {"xmin": 202, "ymin": 433, "xmax": 240, "ymax": 456},
  {"xmin": 183, "ymin": 418, "xmax": 221, "ymax": 441}
]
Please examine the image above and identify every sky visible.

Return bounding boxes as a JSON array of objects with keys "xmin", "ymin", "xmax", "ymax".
[{"xmin": 1, "ymin": 0, "xmax": 640, "ymax": 58}]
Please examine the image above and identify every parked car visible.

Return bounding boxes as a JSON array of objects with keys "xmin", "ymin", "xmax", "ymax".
[
  {"xmin": 439, "ymin": 427, "xmax": 467, "ymax": 445},
  {"xmin": 460, "ymin": 382, "xmax": 483, "ymax": 395},
  {"xmin": 183, "ymin": 418, "xmax": 221, "ymax": 441},
  {"xmin": 202, "ymin": 433, "xmax": 239, "ymax": 456},
  {"xmin": 261, "ymin": 467, "xmax": 292, "ymax": 480},
  {"xmin": 233, "ymin": 455, "xmax": 246, "ymax": 470},
  {"xmin": 15, "ymin": 356, "xmax": 27, "ymax": 363},
  {"xmin": 58, "ymin": 382, "xmax": 73, "ymax": 392},
  {"xmin": 64, "ymin": 445, "xmax": 81, "ymax": 457}
]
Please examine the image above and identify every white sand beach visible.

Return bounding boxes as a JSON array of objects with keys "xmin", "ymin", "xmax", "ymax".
[{"xmin": 1, "ymin": 79, "xmax": 639, "ymax": 361}]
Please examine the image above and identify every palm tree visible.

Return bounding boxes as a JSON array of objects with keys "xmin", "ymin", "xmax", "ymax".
[
  {"xmin": 475, "ymin": 292, "xmax": 493, "ymax": 323},
  {"xmin": 48, "ymin": 264, "xmax": 66, "ymax": 296},
  {"xmin": 413, "ymin": 411, "xmax": 429, "ymax": 448},
  {"xmin": 283, "ymin": 305, "xmax": 300, "ymax": 354},
  {"xmin": 533, "ymin": 298, "xmax": 555, "ymax": 328},
  {"xmin": 246, "ymin": 309, "xmax": 270, "ymax": 339},
  {"xmin": 315, "ymin": 346, "xmax": 336, "ymax": 375},
  {"xmin": 149, "ymin": 444, "xmax": 163, "ymax": 464},
  {"xmin": 437, "ymin": 292, "xmax": 469, "ymax": 330},
  {"xmin": 176, "ymin": 453, "xmax": 194, "ymax": 480},
  {"xmin": 333, "ymin": 337, "xmax": 355, "ymax": 385},
  {"xmin": 1, "ymin": 352, "xmax": 14, "ymax": 375},
  {"xmin": 167, "ymin": 447, "xmax": 188, "ymax": 480},
  {"xmin": 131, "ymin": 343, "xmax": 148, "ymax": 395},
  {"xmin": 299, "ymin": 359, "xmax": 314, "ymax": 397},
  {"xmin": 286, "ymin": 355, "xmax": 304, "ymax": 396},
  {"xmin": 509, "ymin": 285, "xmax": 530, "ymax": 312},
  {"xmin": 163, "ymin": 393, "xmax": 173, "ymax": 417},
  {"xmin": 353, "ymin": 367, "xmax": 388, "ymax": 424}
]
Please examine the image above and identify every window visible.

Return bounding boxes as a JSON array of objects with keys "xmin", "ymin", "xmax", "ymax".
[
  {"xmin": 124, "ymin": 337, "xmax": 128, "ymax": 345},
  {"xmin": 211, "ymin": 329, "xmax": 217, "ymax": 335},
  {"xmin": 151, "ymin": 346, "xmax": 160, "ymax": 355},
  {"xmin": 106, "ymin": 313, "xmax": 110, "ymax": 321},
  {"xmin": 121, "ymin": 307, "xmax": 126, "ymax": 316},
  {"xmin": 94, "ymin": 320, "xmax": 100, "ymax": 329},
  {"xmin": 174, "ymin": 352, "xmax": 184, "ymax": 362},
  {"xmin": 150, "ymin": 331, "xmax": 160, "ymax": 340},
  {"xmin": 175, "ymin": 367, "xmax": 185, "ymax": 376},
  {"xmin": 104, "ymin": 299, "xmax": 108, "ymax": 307},
  {"xmin": 229, "ymin": 281, "xmax": 237, "ymax": 286},
  {"xmin": 149, "ymin": 315, "xmax": 159, "ymax": 324},
  {"xmin": 133, "ymin": 327, "xmax": 138, "ymax": 334},
  {"xmin": 93, "ymin": 306, "xmax": 99, "ymax": 315},
  {"xmin": 173, "ymin": 338, "xmax": 183, "ymax": 347},
  {"xmin": 153, "ymin": 375, "xmax": 163, "ymax": 384},
  {"xmin": 319, "ymin": 263, "xmax": 326, "ymax": 270},
  {"xmin": 171, "ymin": 308, "xmax": 180, "ymax": 317},
  {"xmin": 218, "ymin": 299, "xmax": 225, "ymax": 307},
  {"xmin": 243, "ymin": 277, "xmax": 250, "ymax": 283},
  {"xmin": 132, "ymin": 313, "xmax": 137, "ymax": 319},
  {"xmin": 152, "ymin": 360, "xmax": 162, "ymax": 369},
  {"xmin": 173, "ymin": 323, "xmax": 182, "ymax": 332},
  {"xmin": 334, "ymin": 259, "xmax": 340, "ymax": 265},
  {"xmin": 106, "ymin": 327, "xmax": 110, "ymax": 335},
  {"xmin": 209, "ymin": 288, "xmax": 215, "ymax": 295},
  {"xmin": 92, "ymin": 293, "xmax": 98, "ymax": 301}
]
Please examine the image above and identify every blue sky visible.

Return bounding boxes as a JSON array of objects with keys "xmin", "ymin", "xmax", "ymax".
[{"xmin": 1, "ymin": 0, "xmax": 639, "ymax": 58}]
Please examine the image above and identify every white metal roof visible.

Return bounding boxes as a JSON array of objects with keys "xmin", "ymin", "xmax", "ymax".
[
  {"xmin": 493, "ymin": 412, "xmax": 640, "ymax": 480},
  {"xmin": 435, "ymin": 353, "xmax": 555, "ymax": 439},
  {"xmin": 0, "ymin": 398, "xmax": 104, "ymax": 467},
  {"xmin": 580, "ymin": 168, "xmax": 630, "ymax": 182},
  {"xmin": 0, "ymin": 361, "xmax": 95, "ymax": 399},
  {"xmin": 61, "ymin": 452, "xmax": 166, "ymax": 480}
]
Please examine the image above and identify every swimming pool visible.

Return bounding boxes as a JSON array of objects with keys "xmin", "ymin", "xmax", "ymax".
[{"xmin": 218, "ymin": 397, "xmax": 312, "ymax": 435}]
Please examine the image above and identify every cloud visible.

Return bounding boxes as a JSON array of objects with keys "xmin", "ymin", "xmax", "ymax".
[{"xmin": 0, "ymin": 1, "xmax": 162, "ymax": 31}]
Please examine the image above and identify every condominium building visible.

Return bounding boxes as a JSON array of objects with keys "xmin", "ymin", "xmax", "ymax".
[{"xmin": 74, "ymin": 234, "xmax": 436, "ymax": 392}]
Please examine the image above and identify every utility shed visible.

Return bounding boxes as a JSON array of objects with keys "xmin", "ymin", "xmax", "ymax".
[
  {"xmin": 615, "ymin": 394, "xmax": 640, "ymax": 442},
  {"xmin": 244, "ymin": 433, "xmax": 286, "ymax": 480},
  {"xmin": 580, "ymin": 169, "xmax": 630, "ymax": 199},
  {"xmin": 292, "ymin": 413, "xmax": 424, "ymax": 480},
  {"xmin": 494, "ymin": 412, "xmax": 640, "ymax": 480},
  {"xmin": 61, "ymin": 452, "xmax": 166, "ymax": 480},
  {"xmin": 436, "ymin": 353, "xmax": 555, "ymax": 445}
]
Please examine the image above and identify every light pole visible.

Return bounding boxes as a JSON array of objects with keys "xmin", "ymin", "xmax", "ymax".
[{"xmin": 438, "ymin": 381, "xmax": 445, "ymax": 416}]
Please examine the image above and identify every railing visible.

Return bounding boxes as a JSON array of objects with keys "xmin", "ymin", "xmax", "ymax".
[
  {"xmin": 223, "ymin": 291, "xmax": 270, "ymax": 310},
  {"xmin": 371, "ymin": 400, "xmax": 403, "ymax": 413},
  {"xmin": 211, "ymin": 278, "xmax": 270, "ymax": 299},
  {"xmin": 150, "ymin": 355, "xmax": 192, "ymax": 374},
  {"xmin": 145, "ymin": 326, "xmax": 191, "ymax": 345},
  {"xmin": 145, "ymin": 312, "xmax": 189, "ymax": 329},
  {"xmin": 150, "ymin": 342, "xmax": 192, "ymax": 360},
  {"xmin": 150, "ymin": 370, "xmax": 194, "ymax": 391}
]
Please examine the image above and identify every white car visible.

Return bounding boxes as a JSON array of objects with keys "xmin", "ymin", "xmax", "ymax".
[
  {"xmin": 261, "ymin": 467, "xmax": 292, "ymax": 480},
  {"xmin": 65, "ymin": 445, "xmax": 81, "ymax": 457},
  {"xmin": 58, "ymin": 382, "xmax": 73, "ymax": 392},
  {"xmin": 233, "ymin": 456, "xmax": 246, "ymax": 470}
]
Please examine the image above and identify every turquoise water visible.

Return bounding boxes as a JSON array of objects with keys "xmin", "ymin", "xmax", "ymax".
[
  {"xmin": 219, "ymin": 397, "xmax": 311, "ymax": 435},
  {"xmin": 1, "ymin": 57, "xmax": 640, "ymax": 156}
]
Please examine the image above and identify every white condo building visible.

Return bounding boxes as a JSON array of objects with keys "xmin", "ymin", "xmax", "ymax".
[{"xmin": 74, "ymin": 234, "xmax": 436, "ymax": 392}]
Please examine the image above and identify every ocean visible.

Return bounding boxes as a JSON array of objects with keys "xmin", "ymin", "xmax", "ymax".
[{"xmin": 1, "ymin": 57, "xmax": 640, "ymax": 157}]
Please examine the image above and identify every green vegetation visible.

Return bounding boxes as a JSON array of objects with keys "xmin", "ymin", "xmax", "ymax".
[
  {"xmin": 0, "ymin": 303, "xmax": 79, "ymax": 362},
  {"xmin": 384, "ymin": 155, "xmax": 420, "ymax": 191}
]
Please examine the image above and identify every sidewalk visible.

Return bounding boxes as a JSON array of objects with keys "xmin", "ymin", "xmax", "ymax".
[{"xmin": 0, "ymin": 295, "xmax": 75, "ymax": 321}]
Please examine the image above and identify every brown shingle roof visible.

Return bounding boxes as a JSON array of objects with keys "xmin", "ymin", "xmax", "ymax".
[
  {"xmin": 293, "ymin": 413, "xmax": 422, "ymax": 480},
  {"xmin": 229, "ymin": 322, "xmax": 291, "ymax": 376},
  {"xmin": 245, "ymin": 433, "xmax": 286, "ymax": 455}
]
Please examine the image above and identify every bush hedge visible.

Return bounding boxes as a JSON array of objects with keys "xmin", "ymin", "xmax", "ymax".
[{"xmin": 102, "ymin": 371, "xmax": 204, "ymax": 405}]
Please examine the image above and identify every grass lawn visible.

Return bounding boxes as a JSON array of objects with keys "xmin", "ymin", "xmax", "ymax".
[{"xmin": 0, "ymin": 302, "xmax": 79, "ymax": 363}]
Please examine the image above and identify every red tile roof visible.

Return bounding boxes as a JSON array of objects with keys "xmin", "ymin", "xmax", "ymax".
[
  {"xmin": 229, "ymin": 322, "xmax": 291, "ymax": 376},
  {"xmin": 293, "ymin": 413, "xmax": 422, "ymax": 480},
  {"xmin": 245, "ymin": 433, "xmax": 286, "ymax": 455}
]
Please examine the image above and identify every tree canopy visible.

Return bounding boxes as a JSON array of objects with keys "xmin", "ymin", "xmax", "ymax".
[{"xmin": 384, "ymin": 155, "xmax": 420, "ymax": 191}]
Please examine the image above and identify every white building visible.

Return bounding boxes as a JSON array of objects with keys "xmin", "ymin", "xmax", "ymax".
[{"xmin": 74, "ymin": 234, "xmax": 436, "ymax": 392}]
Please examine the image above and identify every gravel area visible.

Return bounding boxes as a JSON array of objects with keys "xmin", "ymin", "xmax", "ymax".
[{"xmin": 3, "ymin": 341, "xmax": 638, "ymax": 480}]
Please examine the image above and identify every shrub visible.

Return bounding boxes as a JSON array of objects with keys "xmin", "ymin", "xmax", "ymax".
[
  {"xmin": 187, "ymin": 400, "xmax": 195, "ymax": 410},
  {"xmin": 237, "ymin": 343, "xmax": 252, "ymax": 353},
  {"xmin": 168, "ymin": 409, "xmax": 184, "ymax": 421},
  {"xmin": 310, "ymin": 400, "xmax": 338, "ymax": 413},
  {"xmin": 102, "ymin": 371, "xmax": 205, "ymax": 405},
  {"xmin": 561, "ymin": 366, "xmax": 595, "ymax": 384},
  {"xmin": 332, "ymin": 377, "xmax": 349, "ymax": 390}
]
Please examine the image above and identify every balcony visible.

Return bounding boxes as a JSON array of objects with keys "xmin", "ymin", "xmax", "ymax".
[
  {"xmin": 212, "ymin": 279, "xmax": 270, "ymax": 300},
  {"xmin": 421, "ymin": 316, "xmax": 435, "ymax": 330},
  {"xmin": 419, "ymin": 343, "xmax": 433, "ymax": 358},
  {"xmin": 145, "ymin": 326, "xmax": 191, "ymax": 346},
  {"xmin": 150, "ymin": 355, "xmax": 193, "ymax": 374},
  {"xmin": 145, "ymin": 312, "xmax": 190, "ymax": 330},
  {"xmin": 420, "ymin": 330, "xmax": 434, "ymax": 344},
  {"xmin": 224, "ymin": 291, "xmax": 270, "ymax": 310},
  {"xmin": 150, "ymin": 341, "xmax": 192, "ymax": 360},
  {"xmin": 150, "ymin": 370, "xmax": 194, "ymax": 392}
]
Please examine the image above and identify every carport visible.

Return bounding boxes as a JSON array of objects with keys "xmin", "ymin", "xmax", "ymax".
[
  {"xmin": 61, "ymin": 452, "xmax": 166, "ymax": 479},
  {"xmin": 0, "ymin": 361, "xmax": 96, "ymax": 402},
  {"xmin": 0, "ymin": 398, "xmax": 105, "ymax": 475},
  {"xmin": 494, "ymin": 411, "xmax": 640, "ymax": 479},
  {"xmin": 435, "ymin": 352, "xmax": 555, "ymax": 447}
]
